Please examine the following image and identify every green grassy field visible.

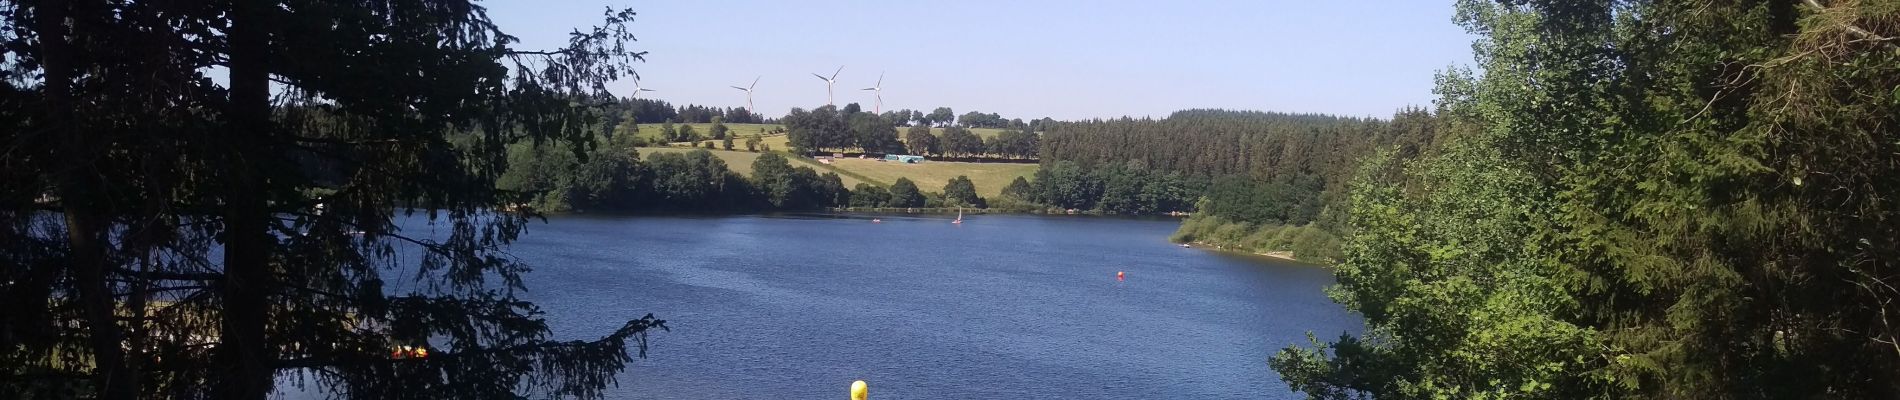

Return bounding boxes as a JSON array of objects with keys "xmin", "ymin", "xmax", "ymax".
[
  {"xmin": 654, "ymin": 125, "xmax": 1009, "ymax": 150},
  {"xmin": 817, "ymin": 157, "xmax": 1036, "ymax": 198},
  {"xmin": 641, "ymin": 147, "xmax": 866, "ymax": 188},
  {"xmin": 633, "ymin": 122, "xmax": 781, "ymax": 143},
  {"xmin": 643, "ymin": 124, "xmax": 1034, "ymax": 198},
  {"xmin": 641, "ymin": 147, "xmax": 1035, "ymax": 198}
]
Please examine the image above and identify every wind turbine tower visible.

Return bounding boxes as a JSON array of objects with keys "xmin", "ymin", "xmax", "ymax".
[
  {"xmin": 730, "ymin": 76, "xmax": 759, "ymax": 116},
  {"xmin": 861, "ymin": 72, "xmax": 885, "ymax": 114},
  {"xmin": 811, "ymin": 66, "xmax": 842, "ymax": 106}
]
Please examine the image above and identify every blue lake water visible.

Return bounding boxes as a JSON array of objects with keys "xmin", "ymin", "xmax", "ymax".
[{"xmin": 284, "ymin": 213, "xmax": 1361, "ymax": 399}]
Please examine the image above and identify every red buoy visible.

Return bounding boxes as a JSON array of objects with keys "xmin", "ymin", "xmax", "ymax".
[{"xmin": 1117, "ymin": 271, "xmax": 1125, "ymax": 281}]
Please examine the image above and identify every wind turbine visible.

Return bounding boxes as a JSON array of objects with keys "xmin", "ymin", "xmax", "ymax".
[
  {"xmin": 860, "ymin": 72, "xmax": 884, "ymax": 114},
  {"xmin": 630, "ymin": 80, "xmax": 655, "ymax": 99},
  {"xmin": 730, "ymin": 76, "xmax": 759, "ymax": 115},
  {"xmin": 811, "ymin": 65, "xmax": 842, "ymax": 106}
]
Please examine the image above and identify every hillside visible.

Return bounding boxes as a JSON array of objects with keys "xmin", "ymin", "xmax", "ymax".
[
  {"xmin": 646, "ymin": 146, "xmax": 1031, "ymax": 198},
  {"xmin": 815, "ymin": 157, "xmax": 1035, "ymax": 198},
  {"xmin": 654, "ymin": 125, "xmax": 1009, "ymax": 154}
]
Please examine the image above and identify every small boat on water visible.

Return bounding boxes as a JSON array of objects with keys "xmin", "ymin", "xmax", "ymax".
[
  {"xmin": 871, "ymin": 218, "xmax": 882, "ymax": 223},
  {"xmin": 1180, "ymin": 243, "xmax": 1190, "ymax": 248},
  {"xmin": 952, "ymin": 208, "xmax": 963, "ymax": 224}
]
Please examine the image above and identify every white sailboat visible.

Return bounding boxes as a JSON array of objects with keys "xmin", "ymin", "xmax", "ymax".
[{"xmin": 952, "ymin": 208, "xmax": 963, "ymax": 224}]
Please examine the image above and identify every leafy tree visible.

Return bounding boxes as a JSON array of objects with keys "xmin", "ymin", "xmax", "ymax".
[
  {"xmin": 816, "ymin": 172, "xmax": 850, "ymax": 208},
  {"xmin": 751, "ymin": 152, "xmax": 801, "ymax": 208},
  {"xmin": 1274, "ymin": 1, "xmax": 1900, "ymax": 398},
  {"xmin": 709, "ymin": 116, "xmax": 729, "ymax": 140},
  {"xmin": 885, "ymin": 178, "xmax": 925, "ymax": 208},
  {"xmin": 1001, "ymin": 176, "xmax": 1035, "ymax": 201},
  {"xmin": 940, "ymin": 126, "xmax": 984, "ymax": 157},
  {"xmin": 746, "ymin": 134, "xmax": 762, "ymax": 152},
  {"xmin": 941, "ymin": 175, "xmax": 985, "ymax": 208},
  {"xmin": 1096, "ymin": 162, "xmax": 1154, "ymax": 215},
  {"xmin": 661, "ymin": 119, "xmax": 678, "ymax": 142},
  {"xmin": 881, "ymin": 110, "xmax": 912, "ymax": 126},
  {"xmin": 784, "ymin": 105, "xmax": 850, "ymax": 153},
  {"xmin": 0, "ymin": 2, "xmax": 664, "ymax": 399},
  {"xmin": 905, "ymin": 125, "xmax": 940, "ymax": 156},
  {"xmin": 565, "ymin": 146, "xmax": 645, "ymax": 210},
  {"xmin": 679, "ymin": 124, "xmax": 699, "ymax": 144},
  {"xmin": 986, "ymin": 128, "xmax": 1039, "ymax": 159},
  {"xmin": 850, "ymin": 183, "xmax": 891, "ymax": 207},
  {"xmin": 849, "ymin": 112, "xmax": 903, "ymax": 154},
  {"xmin": 648, "ymin": 150, "xmax": 733, "ymax": 207},
  {"xmin": 926, "ymin": 107, "xmax": 955, "ymax": 127},
  {"xmin": 957, "ymin": 110, "xmax": 1006, "ymax": 128},
  {"xmin": 1033, "ymin": 161, "xmax": 1103, "ymax": 210},
  {"xmin": 722, "ymin": 135, "xmax": 735, "ymax": 150}
]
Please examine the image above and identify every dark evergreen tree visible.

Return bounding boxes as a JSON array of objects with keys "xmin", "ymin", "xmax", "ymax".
[{"xmin": 0, "ymin": 3, "xmax": 664, "ymax": 398}]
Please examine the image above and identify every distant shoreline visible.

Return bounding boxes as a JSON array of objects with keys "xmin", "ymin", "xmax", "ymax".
[{"xmin": 1184, "ymin": 241, "xmax": 1312, "ymax": 264}]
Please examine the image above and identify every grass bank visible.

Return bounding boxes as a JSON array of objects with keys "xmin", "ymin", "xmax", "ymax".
[{"xmin": 1168, "ymin": 215, "xmax": 1341, "ymax": 264}]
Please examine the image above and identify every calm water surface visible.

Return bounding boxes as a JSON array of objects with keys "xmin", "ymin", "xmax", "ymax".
[{"xmin": 287, "ymin": 213, "xmax": 1361, "ymax": 399}]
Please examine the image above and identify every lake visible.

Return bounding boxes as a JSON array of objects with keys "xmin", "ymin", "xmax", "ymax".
[{"xmin": 288, "ymin": 213, "xmax": 1361, "ymax": 399}]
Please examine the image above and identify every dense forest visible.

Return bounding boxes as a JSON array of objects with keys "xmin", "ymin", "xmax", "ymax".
[
  {"xmin": 782, "ymin": 104, "xmax": 1041, "ymax": 159},
  {"xmin": 1029, "ymin": 109, "xmax": 1438, "ymax": 260},
  {"xmin": 1270, "ymin": 1, "xmax": 1900, "ymax": 398},
  {"xmin": 612, "ymin": 97, "xmax": 767, "ymax": 124},
  {"xmin": 496, "ymin": 134, "xmax": 850, "ymax": 213}
]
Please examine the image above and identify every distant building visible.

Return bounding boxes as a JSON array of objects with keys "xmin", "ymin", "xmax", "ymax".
[{"xmin": 882, "ymin": 154, "xmax": 926, "ymax": 164}]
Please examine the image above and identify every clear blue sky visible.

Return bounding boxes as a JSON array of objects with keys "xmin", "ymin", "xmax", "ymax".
[{"xmin": 483, "ymin": 0, "xmax": 1475, "ymax": 121}]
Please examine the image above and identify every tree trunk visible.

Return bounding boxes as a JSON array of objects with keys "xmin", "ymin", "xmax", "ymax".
[
  {"xmin": 214, "ymin": 1, "xmax": 277, "ymax": 399},
  {"xmin": 34, "ymin": 1, "xmax": 136, "ymax": 398}
]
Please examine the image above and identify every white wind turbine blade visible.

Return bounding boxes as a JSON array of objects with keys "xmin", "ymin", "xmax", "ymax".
[
  {"xmin": 749, "ymin": 76, "xmax": 760, "ymax": 90},
  {"xmin": 830, "ymin": 66, "xmax": 843, "ymax": 81}
]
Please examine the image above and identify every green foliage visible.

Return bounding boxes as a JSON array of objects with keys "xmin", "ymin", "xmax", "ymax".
[
  {"xmin": 0, "ymin": 2, "xmax": 664, "ymax": 398},
  {"xmin": 939, "ymin": 126, "xmax": 985, "ymax": 157},
  {"xmin": 783, "ymin": 105, "xmax": 849, "ymax": 153},
  {"xmin": 646, "ymin": 149, "xmax": 736, "ymax": 208},
  {"xmin": 984, "ymin": 128, "xmax": 1040, "ymax": 159},
  {"xmin": 941, "ymin": 175, "xmax": 985, "ymax": 208},
  {"xmin": 709, "ymin": 116, "xmax": 729, "ymax": 140},
  {"xmin": 849, "ymin": 183, "xmax": 891, "ymax": 207},
  {"xmin": 1030, "ymin": 160, "xmax": 1102, "ymax": 210},
  {"xmin": 905, "ymin": 124, "xmax": 940, "ymax": 156},
  {"xmin": 849, "ymin": 112, "xmax": 903, "ymax": 154},
  {"xmin": 747, "ymin": 152, "xmax": 845, "ymax": 210},
  {"xmin": 1276, "ymin": 1, "xmax": 1900, "ymax": 398},
  {"xmin": 1200, "ymin": 175, "xmax": 1323, "ymax": 225},
  {"xmin": 925, "ymin": 107, "xmax": 955, "ymax": 127},
  {"xmin": 957, "ymin": 110, "xmax": 1008, "ymax": 128},
  {"xmin": 679, "ymin": 124, "xmax": 699, "ymax": 144},
  {"xmin": 1168, "ymin": 216, "xmax": 1340, "ymax": 262},
  {"xmin": 886, "ymin": 178, "xmax": 925, "ymax": 208},
  {"xmin": 1001, "ymin": 176, "xmax": 1035, "ymax": 200}
]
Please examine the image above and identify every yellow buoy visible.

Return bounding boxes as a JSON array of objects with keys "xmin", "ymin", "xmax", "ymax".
[{"xmin": 850, "ymin": 380, "xmax": 868, "ymax": 400}]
